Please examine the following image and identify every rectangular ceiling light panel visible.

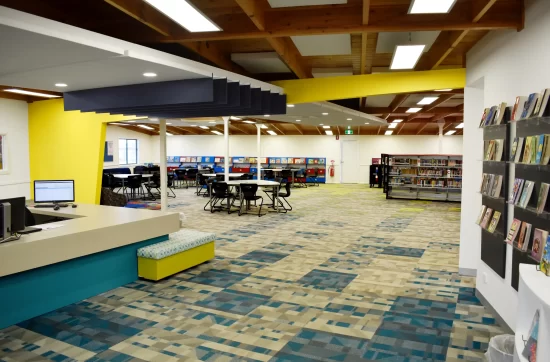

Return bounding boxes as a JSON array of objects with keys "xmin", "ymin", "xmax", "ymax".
[
  {"xmin": 4, "ymin": 89, "xmax": 60, "ymax": 98},
  {"xmin": 409, "ymin": 0, "xmax": 457, "ymax": 14},
  {"xmin": 137, "ymin": 125, "xmax": 154, "ymax": 130},
  {"xmin": 267, "ymin": 130, "xmax": 277, "ymax": 136},
  {"xmin": 390, "ymin": 45, "xmax": 425, "ymax": 70},
  {"xmin": 212, "ymin": 131, "xmax": 223, "ymax": 135},
  {"xmin": 406, "ymin": 107, "xmax": 422, "ymax": 113},
  {"xmin": 268, "ymin": 0, "xmax": 346, "ymax": 8},
  {"xmin": 325, "ymin": 130, "xmax": 334, "ymax": 136},
  {"xmin": 145, "ymin": 0, "xmax": 221, "ymax": 32},
  {"xmin": 388, "ymin": 123, "xmax": 398, "ymax": 129},
  {"xmin": 417, "ymin": 97, "xmax": 439, "ymax": 105},
  {"xmin": 385, "ymin": 131, "xmax": 393, "ymax": 135},
  {"xmin": 445, "ymin": 130, "xmax": 457, "ymax": 135},
  {"xmin": 455, "ymin": 123, "xmax": 464, "ymax": 129}
]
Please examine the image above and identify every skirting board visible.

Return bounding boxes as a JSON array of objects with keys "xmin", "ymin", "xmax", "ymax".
[
  {"xmin": 459, "ymin": 268, "xmax": 477, "ymax": 277},
  {"xmin": 0, "ymin": 235, "xmax": 168, "ymax": 330},
  {"xmin": 475, "ymin": 289, "xmax": 514, "ymax": 334}
]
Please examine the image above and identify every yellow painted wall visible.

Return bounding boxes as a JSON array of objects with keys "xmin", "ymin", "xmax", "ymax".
[{"xmin": 28, "ymin": 99, "xmax": 137, "ymax": 204}]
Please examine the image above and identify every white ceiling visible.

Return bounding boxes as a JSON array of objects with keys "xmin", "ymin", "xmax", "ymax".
[
  {"xmin": 268, "ymin": 0, "xmax": 347, "ymax": 8},
  {"xmin": 312, "ymin": 68, "xmax": 354, "ymax": 78},
  {"xmin": 291, "ymin": 34, "xmax": 352, "ymax": 56},
  {"xmin": 231, "ymin": 52, "xmax": 291, "ymax": 74},
  {"xmin": 365, "ymin": 94, "xmax": 396, "ymax": 107},
  {"xmin": 0, "ymin": 6, "xmax": 282, "ymax": 93},
  {"xmin": 376, "ymin": 31, "xmax": 440, "ymax": 53}
]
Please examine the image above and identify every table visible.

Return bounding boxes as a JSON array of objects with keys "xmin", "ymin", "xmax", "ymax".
[
  {"xmin": 112, "ymin": 174, "xmax": 153, "ymax": 199},
  {"xmin": 203, "ymin": 173, "xmax": 245, "ymax": 178},
  {"xmin": 0, "ymin": 204, "xmax": 179, "ymax": 329},
  {"xmin": 223, "ymin": 180, "xmax": 282, "ymax": 212}
]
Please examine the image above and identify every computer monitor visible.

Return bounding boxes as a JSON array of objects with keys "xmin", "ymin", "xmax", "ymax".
[
  {"xmin": 0, "ymin": 197, "xmax": 26, "ymax": 233},
  {"xmin": 34, "ymin": 180, "xmax": 75, "ymax": 204}
]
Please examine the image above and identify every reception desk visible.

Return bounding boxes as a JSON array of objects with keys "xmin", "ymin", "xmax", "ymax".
[{"xmin": 0, "ymin": 204, "xmax": 179, "ymax": 329}]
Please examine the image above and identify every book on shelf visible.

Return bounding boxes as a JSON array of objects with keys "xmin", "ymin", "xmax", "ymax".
[
  {"xmin": 487, "ymin": 211, "xmax": 501, "ymax": 233},
  {"xmin": 542, "ymin": 135, "xmax": 550, "ymax": 165},
  {"xmin": 512, "ymin": 96, "xmax": 528, "ymax": 121},
  {"xmin": 510, "ymin": 137, "xmax": 519, "ymax": 161},
  {"xmin": 530, "ymin": 136, "xmax": 538, "ymax": 164},
  {"xmin": 514, "ymin": 179, "xmax": 526, "ymax": 205},
  {"xmin": 484, "ymin": 106, "xmax": 497, "ymax": 126},
  {"xmin": 479, "ymin": 108, "xmax": 490, "ymax": 127},
  {"xmin": 494, "ymin": 102, "xmax": 507, "ymax": 125},
  {"xmin": 484, "ymin": 140, "xmax": 495, "ymax": 160},
  {"xmin": 476, "ymin": 205, "xmax": 487, "ymax": 225},
  {"xmin": 531, "ymin": 229, "xmax": 548, "ymax": 262},
  {"xmin": 514, "ymin": 137, "xmax": 525, "ymax": 163},
  {"xmin": 519, "ymin": 181, "xmax": 535, "ymax": 208},
  {"xmin": 537, "ymin": 183, "xmax": 549, "ymax": 214},
  {"xmin": 480, "ymin": 208, "xmax": 493, "ymax": 229},
  {"xmin": 522, "ymin": 310, "xmax": 539, "ymax": 362},
  {"xmin": 517, "ymin": 222, "xmax": 532, "ymax": 251},
  {"xmin": 521, "ymin": 136, "xmax": 533, "ymax": 163},
  {"xmin": 506, "ymin": 218, "xmax": 522, "ymax": 244},
  {"xmin": 541, "ymin": 234, "xmax": 550, "ymax": 276},
  {"xmin": 491, "ymin": 175, "xmax": 503, "ymax": 198},
  {"xmin": 537, "ymin": 88, "xmax": 550, "ymax": 117},
  {"xmin": 494, "ymin": 139, "xmax": 504, "ymax": 161},
  {"xmin": 535, "ymin": 135, "xmax": 545, "ymax": 164},
  {"xmin": 521, "ymin": 93, "xmax": 540, "ymax": 119}
]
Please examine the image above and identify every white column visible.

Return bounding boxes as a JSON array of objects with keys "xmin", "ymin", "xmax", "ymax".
[
  {"xmin": 223, "ymin": 116, "xmax": 229, "ymax": 182},
  {"xmin": 159, "ymin": 119, "xmax": 168, "ymax": 212},
  {"xmin": 256, "ymin": 124, "xmax": 261, "ymax": 180},
  {"xmin": 437, "ymin": 120, "xmax": 445, "ymax": 154}
]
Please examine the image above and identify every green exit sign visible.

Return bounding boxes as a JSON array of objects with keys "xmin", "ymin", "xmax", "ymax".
[{"xmin": 345, "ymin": 129, "xmax": 354, "ymax": 135}]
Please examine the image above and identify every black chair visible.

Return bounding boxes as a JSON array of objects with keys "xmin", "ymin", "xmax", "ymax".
[
  {"xmin": 125, "ymin": 175, "xmax": 144, "ymax": 200},
  {"xmin": 185, "ymin": 169, "xmax": 199, "ymax": 187},
  {"xmin": 239, "ymin": 184, "xmax": 264, "ymax": 217},
  {"xmin": 281, "ymin": 169, "xmax": 292, "ymax": 183},
  {"xmin": 196, "ymin": 174, "xmax": 210, "ymax": 196},
  {"xmin": 174, "ymin": 169, "xmax": 187, "ymax": 188},
  {"xmin": 167, "ymin": 174, "xmax": 177, "ymax": 198},
  {"xmin": 295, "ymin": 169, "xmax": 308, "ymax": 188},
  {"xmin": 145, "ymin": 174, "xmax": 176, "ymax": 199},
  {"xmin": 134, "ymin": 165, "xmax": 147, "ymax": 174},
  {"xmin": 264, "ymin": 170, "xmax": 275, "ymax": 180},
  {"xmin": 310, "ymin": 168, "xmax": 320, "ymax": 187},
  {"xmin": 207, "ymin": 182, "xmax": 236, "ymax": 213},
  {"xmin": 277, "ymin": 182, "xmax": 293, "ymax": 212}
]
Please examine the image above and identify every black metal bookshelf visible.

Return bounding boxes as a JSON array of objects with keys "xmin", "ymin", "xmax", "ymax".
[
  {"xmin": 480, "ymin": 123, "xmax": 510, "ymax": 279},
  {"xmin": 508, "ymin": 117, "xmax": 550, "ymax": 289}
]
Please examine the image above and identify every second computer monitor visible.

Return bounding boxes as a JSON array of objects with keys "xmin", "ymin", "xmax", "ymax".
[
  {"xmin": 34, "ymin": 180, "xmax": 75, "ymax": 204},
  {"xmin": 0, "ymin": 196, "xmax": 26, "ymax": 233}
]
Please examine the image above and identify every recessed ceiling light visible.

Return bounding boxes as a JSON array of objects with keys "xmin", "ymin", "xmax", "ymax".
[
  {"xmin": 319, "ymin": 123, "xmax": 324, "ymax": 126},
  {"xmin": 137, "ymin": 125, "xmax": 154, "ymax": 130},
  {"xmin": 199, "ymin": 126, "xmax": 209, "ymax": 129},
  {"xmin": 455, "ymin": 123, "xmax": 464, "ymax": 129},
  {"xmin": 409, "ymin": 0, "xmax": 457, "ymax": 14},
  {"xmin": 392, "ymin": 119, "xmax": 403, "ymax": 123},
  {"xmin": 417, "ymin": 97, "xmax": 439, "ymax": 105},
  {"xmin": 143, "ymin": 72, "xmax": 157, "ymax": 77},
  {"xmin": 287, "ymin": 104, "xmax": 295, "ymax": 107},
  {"xmin": 322, "ymin": 113, "xmax": 329, "ymax": 115},
  {"xmin": 212, "ymin": 130, "xmax": 223, "ymax": 135},
  {"xmin": 4, "ymin": 89, "xmax": 60, "ymax": 98},
  {"xmin": 264, "ymin": 115, "xmax": 270, "ymax": 117},
  {"xmin": 347, "ymin": 118, "xmax": 352, "ymax": 121},
  {"xmin": 325, "ymin": 130, "xmax": 334, "ymax": 136},
  {"xmin": 445, "ymin": 130, "xmax": 457, "ymax": 135},
  {"xmin": 323, "ymin": 125, "xmax": 330, "ymax": 129},
  {"xmin": 208, "ymin": 121, "xmax": 216, "ymax": 124},
  {"xmin": 365, "ymin": 122, "xmax": 370, "ymax": 124},
  {"xmin": 243, "ymin": 120, "xmax": 255, "ymax": 124},
  {"xmin": 385, "ymin": 130, "xmax": 393, "ymax": 136},
  {"xmin": 127, "ymin": 121, "xmax": 136, "ymax": 123},
  {"xmin": 390, "ymin": 45, "xmax": 426, "ymax": 70},
  {"xmin": 347, "ymin": 126, "xmax": 351, "ymax": 129},
  {"xmin": 114, "ymin": 123, "xmax": 129, "ymax": 126},
  {"xmin": 190, "ymin": 124, "xmax": 197, "ymax": 127},
  {"xmin": 296, "ymin": 119, "xmax": 301, "ymax": 122},
  {"xmin": 230, "ymin": 116, "xmax": 241, "ymax": 120},
  {"xmin": 388, "ymin": 123, "xmax": 398, "ymax": 129},
  {"xmin": 267, "ymin": 130, "xmax": 277, "ymax": 136},
  {"xmin": 260, "ymin": 125, "xmax": 268, "ymax": 129},
  {"xmin": 166, "ymin": 132, "xmax": 173, "ymax": 136},
  {"xmin": 144, "ymin": 0, "xmax": 221, "ymax": 32},
  {"xmin": 166, "ymin": 122, "xmax": 172, "ymax": 125},
  {"xmin": 55, "ymin": 83, "xmax": 67, "ymax": 87},
  {"xmin": 406, "ymin": 108, "xmax": 422, "ymax": 113},
  {"xmin": 435, "ymin": 89, "xmax": 453, "ymax": 92}
]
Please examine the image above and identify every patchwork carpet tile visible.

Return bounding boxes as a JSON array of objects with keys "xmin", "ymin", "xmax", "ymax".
[{"xmin": 0, "ymin": 185, "xmax": 505, "ymax": 361}]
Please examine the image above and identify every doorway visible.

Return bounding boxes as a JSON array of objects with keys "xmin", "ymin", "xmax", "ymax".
[{"xmin": 341, "ymin": 140, "xmax": 359, "ymax": 183}]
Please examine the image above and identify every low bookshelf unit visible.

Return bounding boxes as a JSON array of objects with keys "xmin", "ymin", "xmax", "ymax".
[{"xmin": 382, "ymin": 154, "xmax": 463, "ymax": 202}]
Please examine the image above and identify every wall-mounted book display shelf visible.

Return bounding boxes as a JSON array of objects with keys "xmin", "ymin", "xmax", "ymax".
[{"xmin": 381, "ymin": 154, "xmax": 462, "ymax": 202}]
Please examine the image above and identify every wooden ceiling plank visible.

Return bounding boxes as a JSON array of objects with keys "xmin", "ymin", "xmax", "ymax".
[
  {"xmin": 229, "ymin": 123, "xmax": 250, "ymax": 135},
  {"xmin": 104, "ymin": 0, "xmax": 247, "ymax": 75},
  {"xmin": 270, "ymin": 123, "xmax": 286, "ymax": 135},
  {"xmin": 234, "ymin": 0, "xmax": 311, "ymax": 78},
  {"xmin": 406, "ymin": 94, "xmax": 456, "ymax": 121},
  {"xmin": 292, "ymin": 123, "xmax": 304, "ymax": 135},
  {"xmin": 472, "ymin": 0, "xmax": 500, "ymax": 23}
]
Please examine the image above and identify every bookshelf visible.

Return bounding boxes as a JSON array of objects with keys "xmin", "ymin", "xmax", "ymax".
[
  {"xmin": 383, "ymin": 154, "xmax": 463, "ymax": 201},
  {"xmin": 166, "ymin": 155, "xmax": 327, "ymax": 183}
]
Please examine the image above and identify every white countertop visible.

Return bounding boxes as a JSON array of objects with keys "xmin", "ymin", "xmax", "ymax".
[
  {"xmin": 0, "ymin": 204, "xmax": 179, "ymax": 277},
  {"xmin": 112, "ymin": 174, "xmax": 153, "ymax": 178}
]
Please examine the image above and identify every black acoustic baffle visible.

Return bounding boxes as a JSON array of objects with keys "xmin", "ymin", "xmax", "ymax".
[
  {"xmin": 510, "ymin": 115, "xmax": 550, "ymax": 289},
  {"xmin": 480, "ymin": 122, "xmax": 509, "ymax": 278},
  {"xmin": 63, "ymin": 78, "xmax": 286, "ymax": 119}
]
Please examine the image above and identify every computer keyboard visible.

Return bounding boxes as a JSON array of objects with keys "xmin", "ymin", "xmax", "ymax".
[{"xmin": 34, "ymin": 204, "xmax": 69, "ymax": 208}]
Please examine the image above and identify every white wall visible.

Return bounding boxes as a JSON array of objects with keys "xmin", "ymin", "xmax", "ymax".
[
  {"xmin": 463, "ymin": 0, "xmax": 550, "ymax": 330},
  {"xmin": 0, "ymin": 99, "xmax": 30, "ymax": 199},
  {"xmin": 151, "ymin": 134, "xmax": 463, "ymax": 183},
  {"xmin": 104, "ymin": 125, "xmax": 154, "ymax": 169}
]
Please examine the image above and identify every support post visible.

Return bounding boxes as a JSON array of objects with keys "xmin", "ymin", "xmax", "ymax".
[
  {"xmin": 256, "ymin": 124, "xmax": 262, "ymax": 180},
  {"xmin": 159, "ymin": 119, "xmax": 168, "ymax": 212},
  {"xmin": 223, "ymin": 117, "xmax": 230, "ymax": 182},
  {"xmin": 437, "ymin": 119, "xmax": 445, "ymax": 154}
]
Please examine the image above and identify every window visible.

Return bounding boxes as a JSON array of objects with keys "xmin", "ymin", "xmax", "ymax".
[{"xmin": 118, "ymin": 139, "xmax": 138, "ymax": 165}]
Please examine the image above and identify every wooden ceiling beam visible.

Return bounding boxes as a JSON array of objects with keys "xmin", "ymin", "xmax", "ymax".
[
  {"xmin": 234, "ymin": 0, "xmax": 311, "ymax": 78},
  {"xmin": 229, "ymin": 123, "xmax": 250, "ymax": 135},
  {"xmin": 406, "ymin": 94, "xmax": 456, "ymax": 121},
  {"xmin": 104, "ymin": 0, "xmax": 247, "ymax": 75},
  {"xmin": 270, "ymin": 123, "xmax": 286, "ymax": 135},
  {"xmin": 292, "ymin": 123, "xmax": 304, "ymax": 135}
]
